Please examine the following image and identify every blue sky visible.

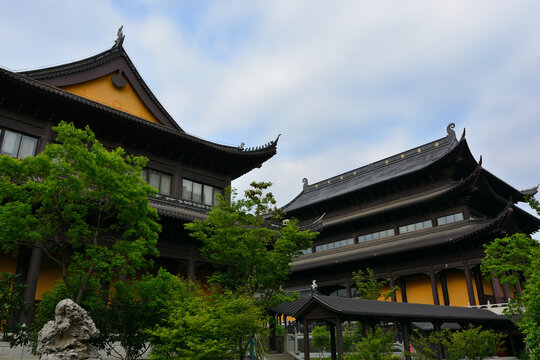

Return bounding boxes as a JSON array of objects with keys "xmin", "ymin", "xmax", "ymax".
[{"xmin": 1, "ymin": 1, "xmax": 540, "ymax": 219}]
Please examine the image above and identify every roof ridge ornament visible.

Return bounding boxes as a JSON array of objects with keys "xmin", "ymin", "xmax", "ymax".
[
  {"xmin": 446, "ymin": 123, "xmax": 456, "ymax": 141},
  {"xmin": 303, "ymin": 178, "xmax": 309, "ymax": 191},
  {"xmin": 113, "ymin": 25, "xmax": 125, "ymax": 48}
]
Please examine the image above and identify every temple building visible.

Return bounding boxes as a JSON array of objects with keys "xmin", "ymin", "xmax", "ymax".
[
  {"xmin": 0, "ymin": 29, "xmax": 278, "ymax": 313},
  {"xmin": 283, "ymin": 123, "xmax": 539, "ymax": 307}
]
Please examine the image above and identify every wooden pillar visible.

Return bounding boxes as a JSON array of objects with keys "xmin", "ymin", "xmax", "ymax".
[
  {"xmin": 508, "ymin": 331, "xmax": 516, "ymax": 356},
  {"xmin": 502, "ymin": 282, "xmax": 511, "ymax": 302},
  {"xmin": 401, "ymin": 322, "xmax": 411, "ymax": 360},
  {"xmin": 303, "ymin": 320, "xmax": 310, "ymax": 360},
  {"xmin": 346, "ymin": 281, "xmax": 352, "ymax": 298},
  {"xmin": 463, "ymin": 259, "xmax": 476, "ymax": 305},
  {"xmin": 330, "ymin": 323, "xmax": 337, "ymax": 360},
  {"xmin": 434, "ymin": 322, "xmax": 443, "ymax": 360},
  {"xmin": 399, "ymin": 277, "xmax": 408, "ymax": 303},
  {"xmin": 429, "ymin": 266, "xmax": 440, "ymax": 305},
  {"xmin": 389, "ymin": 277, "xmax": 397, "ymax": 302},
  {"xmin": 439, "ymin": 271, "xmax": 450, "ymax": 306},
  {"xmin": 188, "ymin": 259, "xmax": 195, "ymax": 280},
  {"xmin": 20, "ymin": 246, "xmax": 43, "ymax": 324},
  {"xmin": 362, "ymin": 321, "xmax": 369, "ymax": 337},
  {"xmin": 491, "ymin": 273, "xmax": 504, "ymax": 303},
  {"xmin": 336, "ymin": 319, "xmax": 344, "ymax": 360},
  {"xmin": 473, "ymin": 268, "xmax": 486, "ymax": 305}
]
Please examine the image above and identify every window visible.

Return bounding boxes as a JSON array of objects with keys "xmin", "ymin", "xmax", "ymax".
[
  {"xmin": 182, "ymin": 179, "xmax": 222, "ymax": 206},
  {"xmin": 399, "ymin": 220, "xmax": 432, "ymax": 234},
  {"xmin": 315, "ymin": 238, "xmax": 354, "ymax": 253},
  {"xmin": 301, "ymin": 248, "xmax": 312, "ymax": 255},
  {"xmin": 358, "ymin": 228, "xmax": 395, "ymax": 243},
  {"xmin": 0, "ymin": 129, "xmax": 38, "ymax": 159},
  {"xmin": 141, "ymin": 169, "xmax": 172, "ymax": 195},
  {"xmin": 437, "ymin": 212, "xmax": 464, "ymax": 226}
]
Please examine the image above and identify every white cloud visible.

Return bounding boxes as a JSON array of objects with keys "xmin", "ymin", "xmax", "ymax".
[{"xmin": 1, "ymin": 0, "xmax": 540, "ymax": 220}]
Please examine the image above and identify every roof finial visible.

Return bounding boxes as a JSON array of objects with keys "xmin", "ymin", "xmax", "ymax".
[
  {"xmin": 446, "ymin": 123, "xmax": 456, "ymax": 141},
  {"xmin": 114, "ymin": 25, "xmax": 125, "ymax": 48},
  {"xmin": 478, "ymin": 155, "xmax": 483, "ymax": 166},
  {"xmin": 238, "ymin": 142, "xmax": 245, "ymax": 150},
  {"xmin": 303, "ymin": 178, "xmax": 309, "ymax": 191}
]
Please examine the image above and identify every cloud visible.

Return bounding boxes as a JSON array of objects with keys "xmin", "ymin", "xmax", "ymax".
[{"xmin": 1, "ymin": 0, "xmax": 539, "ymax": 225}]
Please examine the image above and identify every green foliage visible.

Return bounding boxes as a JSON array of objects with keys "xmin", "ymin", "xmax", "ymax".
[
  {"xmin": 150, "ymin": 285, "xmax": 267, "ymax": 360},
  {"xmin": 409, "ymin": 329, "xmax": 440, "ymax": 360},
  {"xmin": 352, "ymin": 268, "xmax": 397, "ymax": 300},
  {"xmin": 440, "ymin": 327, "xmax": 505, "ymax": 360},
  {"xmin": 312, "ymin": 325, "xmax": 330, "ymax": 359},
  {"xmin": 345, "ymin": 326, "xmax": 394, "ymax": 360},
  {"xmin": 481, "ymin": 233, "xmax": 538, "ymax": 289},
  {"xmin": 0, "ymin": 122, "xmax": 160, "ymax": 304},
  {"xmin": 0, "ymin": 272, "xmax": 28, "ymax": 346},
  {"xmin": 106, "ymin": 269, "xmax": 190, "ymax": 360},
  {"xmin": 481, "ymin": 196, "xmax": 540, "ymax": 359},
  {"xmin": 184, "ymin": 182, "xmax": 316, "ymax": 306}
]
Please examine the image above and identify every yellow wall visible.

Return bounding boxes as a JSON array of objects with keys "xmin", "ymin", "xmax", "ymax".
[
  {"xmin": 61, "ymin": 73, "xmax": 161, "ymax": 124},
  {"xmin": 403, "ymin": 275, "xmax": 434, "ymax": 305},
  {"xmin": 35, "ymin": 257, "xmax": 62, "ymax": 300},
  {"xmin": 446, "ymin": 270, "xmax": 469, "ymax": 306},
  {"xmin": 0, "ymin": 255, "xmax": 17, "ymax": 273}
]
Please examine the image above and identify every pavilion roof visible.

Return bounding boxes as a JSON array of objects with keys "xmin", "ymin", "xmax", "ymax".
[{"xmin": 276, "ymin": 294, "xmax": 513, "ymax": 324}]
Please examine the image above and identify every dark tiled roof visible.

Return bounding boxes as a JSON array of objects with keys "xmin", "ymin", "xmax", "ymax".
[
  {"xmin": 149, "ymin": 195, "xmax": 210, "ymax": 221},
  {"xmin": 0, "ymin": 66, "xmax": 278, "ymax": 179},
  {"xmin": 278, "ymin": 295, "xmax": 513, "ymax": 324},
  {"xmin": 291, "ymin": 208, "xmax": 510, "ymax": 272},
  {"xmin": 283, "ymin": 124, "xmax": 460, "ymax": 213}
]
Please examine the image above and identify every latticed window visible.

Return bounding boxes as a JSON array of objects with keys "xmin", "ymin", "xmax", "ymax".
[
  {"xmin": 141, "ymin": 169, "xmax": 172, "ymax": 195},
  {"xmin": 0, "ymin": 129, "xmax": 38, "ymax": 159},
  {"xmin": 182, "ymin": 179, "xmax": 222, "ymax": 206}
]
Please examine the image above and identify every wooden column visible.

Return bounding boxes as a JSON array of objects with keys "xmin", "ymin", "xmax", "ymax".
[
  {"xmin": 389, "ymin": 277, "xmax": 397, "ymax": 302},
  {"xmin": 20, "ymin": 246, "xmax": 43, "ymax": 324},
  {"xmin": 336, "ymin": 319, "xmax": 344, "ymax": 360},
  {"xmin": 303, "ymin": 320, "xmax": 310, "ymax": 360},
  {"xmin": 439, "ymin": 271, "xmax": 450, "ymax": 306},
  {"xmin": 462, "ymin": 259, "xmax": 476, "ymax": 305},
  {"xmin": 429, "ymin": 266, "xmax": 440, "ymax": 305},
  {"xmin": 502, "ymin": 282, "xmax": 511, "ymax": 302},
  {"xmin": 399, "ymin": 277, "xmax": 408, "ymax": 303},
  {"xmin": 491, "ymin": 273, "xmax": 505, "ymax": 304},
  {"xmin": 401, "ymin": 322, "xmax": 411, "ymax": 360},
  {"xmin": 330, "ymin": 323, "xmax": 337, "ymax": 360},
  {"xmin": 346, "ymin": 281, "xmax": 352, "ymax": 298},
  {"xmin": 434, "ymin": 322, "xmax": 443, "ymax": 360},
  {"xmin": 473, "ymin": 268, "xmax": 486, "ymax": 305}
]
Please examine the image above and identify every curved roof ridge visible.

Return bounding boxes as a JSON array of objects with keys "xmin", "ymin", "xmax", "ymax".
[
  {"xmin": 282, "ymin": 124, "xmax": 463, "ymax": 213},
  {"xmin": 18, "ymin": 43, "xmax": 186, "ymax": 133},
  {"xmin": 0, "ymin": 66, "xmax": 278, "ymax": 157}
]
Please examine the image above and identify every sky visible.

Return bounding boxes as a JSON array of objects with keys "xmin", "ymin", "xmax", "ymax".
[{"xmin": 1, "ymin": 1, "xmax": 540, "ymax": 218}]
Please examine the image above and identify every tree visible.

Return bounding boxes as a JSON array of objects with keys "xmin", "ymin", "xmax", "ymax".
[
  {"xmin": 150, "ymin": 284, "xmax": 267, "ymax": 360},
  {"xmin": 481, "ymin": 196, "xmax": 540, "ymax": 358},
  {"xmin": 312, "ymin": 325, "xmax": 330, "ymax": 359},
  {"xmin": 440, "ymin": 327, "xmax": 505, "ymax": 360},
  {"xmin": 0, "ymin": 122, "xmax": 160, "ymax": 304},
  {"xmin": 345, "ymin": 327, "xmax": 394, "ymax": 360},
  {"xmin": 184, "ymin": 182, "xmax": 316, "ymax": 306},
  {"xmin": 0, "ymin": 272, "xmax": 28, "ymax": 346},
  {"xmin": 352, "ymin": 268, "xmax": 397, "ymax": 301}
]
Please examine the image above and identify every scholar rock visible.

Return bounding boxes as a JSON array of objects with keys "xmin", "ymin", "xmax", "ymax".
[{"xmin": 37, "ymin": 298, "xmax": 101, "ymax": 360}]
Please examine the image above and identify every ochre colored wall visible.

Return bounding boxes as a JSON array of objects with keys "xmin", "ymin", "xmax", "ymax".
[
  {"xmin": 483, "ymin": 278, "xmax": 494, "ymax": 295},
  {"xmin": 403, "ymin": 275, "xmax": 434, "ymax": 305},
  {"xmin": 35, "ymin": 257, "xmax": 62, "ymax": 300},
  {"xmin": 0, "ymin": 255, "xmax": 17, "ymax": 273},
  {"xmin": 446, "ymin": 270, "xmax": 469, "ymax": 306},
  {"xmin": 61, "ymin": 73, "xmax": 161, "ymax": 124}
]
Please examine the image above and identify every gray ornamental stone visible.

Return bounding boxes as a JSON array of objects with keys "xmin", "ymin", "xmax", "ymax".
[{"xmin": 37, "ymin": 298, "xmax": 101, "ymax": 360}]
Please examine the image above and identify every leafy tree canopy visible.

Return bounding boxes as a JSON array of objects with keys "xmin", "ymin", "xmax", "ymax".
[
  {"xmin": 352, "ymin": 268, "xmax": 397, "ymax": 301},
  {"xmin": 184, "ymin": 182, "xmax": 316, "ymax": 306},
  {"xmin": 481, "ymin": 196, "xmax": 540, "ymax": 358},
  {"xmin": 0, "ymin": 122, "xmax": 160, "ymax": 304}
]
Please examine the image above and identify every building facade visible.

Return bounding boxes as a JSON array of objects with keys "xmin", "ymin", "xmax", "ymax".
[
  {"xmin": 0, "ymin": 31, "xmax": 278, "ymax": 312},
  {"xmin": 283, "ymin": 124, "xmax": 539, "ymax": 306}
]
